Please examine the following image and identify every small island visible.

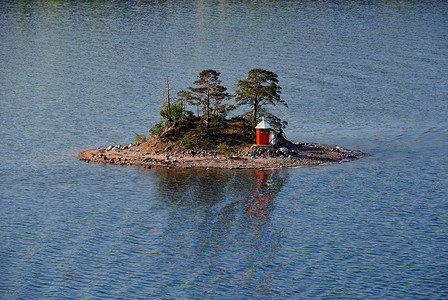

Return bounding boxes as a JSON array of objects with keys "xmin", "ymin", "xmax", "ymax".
[{"xmin": 79, "ymin": 69, "xmax": 365, "ymax": 169}]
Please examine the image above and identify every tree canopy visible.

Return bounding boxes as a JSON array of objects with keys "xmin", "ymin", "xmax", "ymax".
[
  {"xmin": 147, "ymin": 68, "xmax": 288, "ymax": 149},
  {"xmin": 234, "ymin": 68, "xmax": 287, "ymax": 129},
  {"xmin": 187, "ymin": 69, "xmax": 230, "ymax": 126}
]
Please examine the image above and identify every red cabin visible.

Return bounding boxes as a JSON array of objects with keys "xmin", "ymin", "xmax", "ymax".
[{"xmin": 255, "ymin": 118, "xmax": 272, "ymax": 145}]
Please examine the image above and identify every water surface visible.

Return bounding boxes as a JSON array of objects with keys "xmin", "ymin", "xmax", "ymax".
[{"xmin": 1, "ymin": 0, "xmax": 448, "ymax": 298}]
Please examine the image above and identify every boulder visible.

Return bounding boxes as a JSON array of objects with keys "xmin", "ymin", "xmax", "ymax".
[{"xmin": 279, "ymin": 147, "xmax": 289, "ymax": 155}]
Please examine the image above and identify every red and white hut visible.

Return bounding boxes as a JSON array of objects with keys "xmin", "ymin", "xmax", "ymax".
[{"xmin": 255, "ymin": 117, "xmax": 272, "ymax": 145}]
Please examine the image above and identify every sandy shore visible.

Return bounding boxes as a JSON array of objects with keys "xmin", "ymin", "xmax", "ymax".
[{"xmin": 78, "ymin": 142, "xmax": 365, "ymax": 169}]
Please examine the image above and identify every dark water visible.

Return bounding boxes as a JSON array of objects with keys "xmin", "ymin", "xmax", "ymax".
[{"xmin": 1, "ymin": 0, "xmax": 448, "ymax": 298}]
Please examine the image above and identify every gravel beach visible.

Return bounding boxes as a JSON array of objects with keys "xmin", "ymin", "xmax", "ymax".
[{"xmin": 79, "ymin": 142, "xmax": 365, "ymax": 169}]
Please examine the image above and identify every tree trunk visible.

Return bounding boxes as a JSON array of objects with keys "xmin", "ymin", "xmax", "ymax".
[
  {"xmin": 205, "ymin": 86, "xmax": 210, "ymax": 127},
  {"xmin": 252, "ymin": 96, "xmax": 258, "ymax": 128},
  {"xmin": 166, "ymin": 77, "xmax": 173, "ymax": 124}
]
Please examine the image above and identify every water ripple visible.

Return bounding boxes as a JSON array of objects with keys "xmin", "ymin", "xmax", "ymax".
[{"xmin": 2, "ymin": 0, "xmax": 448, "ymax": 298}]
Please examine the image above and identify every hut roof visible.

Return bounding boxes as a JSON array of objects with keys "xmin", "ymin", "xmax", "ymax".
[{"xmin": 255, "ymin": 117, "xmax": 272, "ymax": 130}]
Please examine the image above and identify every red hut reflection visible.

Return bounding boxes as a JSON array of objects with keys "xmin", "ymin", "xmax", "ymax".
[{"xmin": 245, "ymin": 170, "xmax": 275, "ymax": 219}]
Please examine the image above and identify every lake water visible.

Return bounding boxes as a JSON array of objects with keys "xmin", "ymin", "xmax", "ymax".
[{"xmin": 1, "ymin": 0, "xmax": 448, "ymax": 298}]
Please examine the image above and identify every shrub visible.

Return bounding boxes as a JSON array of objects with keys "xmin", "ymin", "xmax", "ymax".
[
  {"xmin": 217, "ymin": 142, "xmax": 232, "ymax": 156},
  {"xmin": 134, "ymin": 132, "xmax": 146, "ymax": 145},
  {"xmin": 149, "ymin": 120, "xmax": 166, "ymax": 137},
  {"xmin": 160, "ymin": 103, "xmax": 184, "ymax": 122},
  {"xmin": 182, "ymin": 134, "xmax": 192, "ymax": 149}
]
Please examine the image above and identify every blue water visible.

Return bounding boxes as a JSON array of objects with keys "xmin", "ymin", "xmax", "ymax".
[{"xmin": 1, "ymin": 0, "xmax": 448, "ymax": 298}]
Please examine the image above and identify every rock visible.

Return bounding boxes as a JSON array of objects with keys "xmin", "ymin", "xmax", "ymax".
[
  {"xmin": 106, "ymin": 146, "xmax": 113, "ymax": 151},
  {"xmin": 279, "ymin": 147, "xmax": 289, "ymax": 155}
]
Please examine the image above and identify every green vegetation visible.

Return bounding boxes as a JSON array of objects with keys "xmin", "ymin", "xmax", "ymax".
[
  {"xmin": 149, "ymin": 120, "xmax": 166, "ymax": 137},
  {"xmin": 160, "ymin": 102, "xmax": 184, "ymax": 123},
  {"xmin": 178, "ymin": 69, "xmax": 231, "ymax": 126},
  {"xmin": 152, "ymin": 115, "xmax": 255, "ymax": 150},
  {"xmin": 148, "ymin": 102, "xmax": 184, "ymax": 137},
  {"xmin": 217, "ymin": 142, "xmax": 232, "ymax": 156},
  {"xmin": 181, "ymin": 134, "xmax": 192, "ymax": 149},
  {"xmin": 134, "ymin": 132, "xmax": 146, "ymax": 145},
  {"xmin": 234, "ymin": 68, "xmax": 288, "ymax": 132},
  {"xmin": 143, "ymin": 69, "xmax": 288, "ymax": 151}
]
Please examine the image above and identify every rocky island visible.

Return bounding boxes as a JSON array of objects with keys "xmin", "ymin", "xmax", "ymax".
[
  {"xmin": 79, "ymin": 69, "xmax": 365, "ymax": 169},
  {"xmin": 78, "ymin": 140, "xmax": 363, "ymax": 170}
]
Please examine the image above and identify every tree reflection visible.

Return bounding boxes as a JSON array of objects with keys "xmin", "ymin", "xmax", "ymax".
[
  {"xmin": 148, "ymin": 168, "xmax": 287, "ymax": 297},
  {"xmin": 151, "ymin": 168, "xmax": 286, "ymax": 220},
  {"xmin": 152, "ymin": 168, "xmax": 234, "ymax": 208}
]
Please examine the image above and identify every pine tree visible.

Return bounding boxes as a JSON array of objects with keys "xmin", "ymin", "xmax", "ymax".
[
  {"xmin": 176, "ymin": 90, "xmax": 195, "ymax": 115},
  {"xmin": 234, "ymin": 69, "xmax": 287, "ymax": 128},
  {"xmin": 189, "ymin": 70, "xmax": 229, "ymax": 126}
]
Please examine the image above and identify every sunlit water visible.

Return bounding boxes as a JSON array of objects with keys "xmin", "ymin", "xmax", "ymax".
[{"xmin": 1, "ymin": 0, "xmax": 448, "ymax": 298}]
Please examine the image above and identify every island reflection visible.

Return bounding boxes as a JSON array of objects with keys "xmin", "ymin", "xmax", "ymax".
[
  {"xmin": 148, "ymin": 168, "xmax": 287, "ymax": 294},
  {"xmin": 152, "ymin": 168, "xmax": 286, "ymax": 224}
]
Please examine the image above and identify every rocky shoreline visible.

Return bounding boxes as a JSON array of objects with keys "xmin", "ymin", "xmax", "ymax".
[{"xmin": 78, "ymin": 142, "xmax": 365, "ymax": 170}]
